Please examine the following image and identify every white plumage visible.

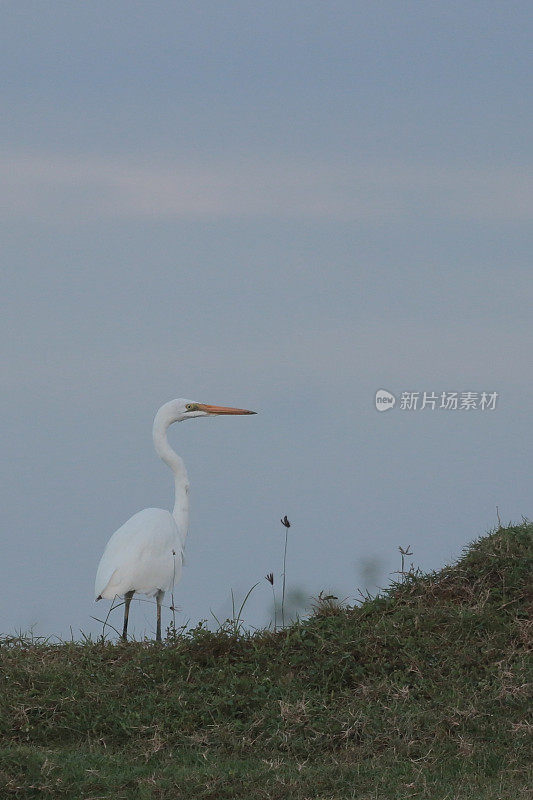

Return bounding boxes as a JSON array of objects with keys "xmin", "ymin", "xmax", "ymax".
[
  {"xmin": 95, "ymin": 508, "xmax": 182, "ymax": 600},
  {"xmin": 94, "ymin": 398, "xmax": 255, "ymax": 641}
]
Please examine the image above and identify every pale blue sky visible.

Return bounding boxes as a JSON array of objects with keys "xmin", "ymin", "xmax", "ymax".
[{"xmin": 1, "ymin": 2, "xmax": 531, "ymax": 638}]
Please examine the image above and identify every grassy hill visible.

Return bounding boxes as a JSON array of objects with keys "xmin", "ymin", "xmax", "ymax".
[{"xmin": 1, "ymin": 522, "xmax": 531, "ymax": 799}]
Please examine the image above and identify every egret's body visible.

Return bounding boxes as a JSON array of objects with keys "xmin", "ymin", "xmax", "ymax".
[
  {"xmin": 94, "ymin": 398, "xmax": 255, "ymax": 641},
  {"xmin": 95, "ymin": 508, "xmax": 182, "ymax": 600}
]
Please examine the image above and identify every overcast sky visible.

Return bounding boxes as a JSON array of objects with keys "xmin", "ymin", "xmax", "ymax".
[{"xmin": 1, "ymin": 2, "xmax": 531, "ymax": 640}]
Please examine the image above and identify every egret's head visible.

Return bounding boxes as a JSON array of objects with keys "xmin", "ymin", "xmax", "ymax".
[{"xmin": 167, "ymin": 398, "xmax": 256, "ymax": 423}]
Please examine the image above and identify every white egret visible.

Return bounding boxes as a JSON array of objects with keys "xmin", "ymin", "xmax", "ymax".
[{"xmin": 94, "ymin": 399, "xmax": 256, "ymax": 641}]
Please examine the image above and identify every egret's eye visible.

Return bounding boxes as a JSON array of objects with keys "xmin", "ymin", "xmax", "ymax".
[{"xmin": 185, "ymin": 403, "xmax": 198, "ymax": 412}]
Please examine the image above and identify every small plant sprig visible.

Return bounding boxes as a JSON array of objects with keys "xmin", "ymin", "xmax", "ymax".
[
  {"xmin": 229, "ymin": 582, "xmax": 260, "ymax": 635},
  {"xmin": 280, "ymin": 515, "xmax": 291, "ymax": 627},
  {"xmin": 265, "ymin": 572, "xmax": 276, "ymax": 631},
  {"xmin": 398, "ymin": 545, "xmax": 413, "ymax": 579},
  {"xmin": 91, "ymin": 598, "xmax": 123, "ymax": 641},
  {"xmin": 310, "ymin": 590, "xmax": 341, "ymax": 617},
  {"xmin": 394, "ymin": 545, "xmax": 421, "ymax": 584}
]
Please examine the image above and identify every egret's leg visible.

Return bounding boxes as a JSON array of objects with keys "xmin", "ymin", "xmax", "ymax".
[
  {"xmin": 156, "ymin": 590, "xmax": 164, "ymax": 642},
  {"xmin": 122, "ymin": 591, "xmax": 134, "ymax": 641}
]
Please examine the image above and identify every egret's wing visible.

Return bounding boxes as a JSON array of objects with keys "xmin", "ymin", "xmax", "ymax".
[
  {"xmin": 95, "ymin": 508, "xmax": 182, "ymax": 599},
  {"xmin": 94, "ymin": 561, "xmax": 118, "ymax": 600}
]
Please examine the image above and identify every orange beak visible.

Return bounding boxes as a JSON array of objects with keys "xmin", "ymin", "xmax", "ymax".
[{"xmin": 196, "ymin": 404, "xmax": 256, "ymax": 415}]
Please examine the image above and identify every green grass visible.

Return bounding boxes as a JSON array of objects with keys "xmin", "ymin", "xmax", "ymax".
[{"xmin": 1, "ymin": 522, "xmax": 531, "ymax": 799}]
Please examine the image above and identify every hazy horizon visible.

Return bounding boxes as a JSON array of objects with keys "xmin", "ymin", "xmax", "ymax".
[{"xmin": 1, "ymin": 2, "xmax": 531, "ymax": 639}]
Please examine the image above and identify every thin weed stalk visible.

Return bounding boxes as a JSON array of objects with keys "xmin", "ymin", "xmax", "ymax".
[
  {"xmin": 230, "ymin": 582, "xmax": 260, "ymax": 635},
  {"xmin": 265, "ymin": 573, "xmax": 276, "ymax": 631},
  {"xmin": 280, "ymin": 515, "xmax": 291, "ymax": 627},
  {"xmin": 91, "ymin": 596, "xmax": 123, "ymax": 640},
  {"xmin": 397, "ymin": 545, "xmax": 414, "ymax": 582}
]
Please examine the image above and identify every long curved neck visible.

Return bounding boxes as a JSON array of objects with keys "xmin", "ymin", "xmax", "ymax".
[{"xmin": 152, "ymin": 406, "xmax": 189, "ymax": 545}]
